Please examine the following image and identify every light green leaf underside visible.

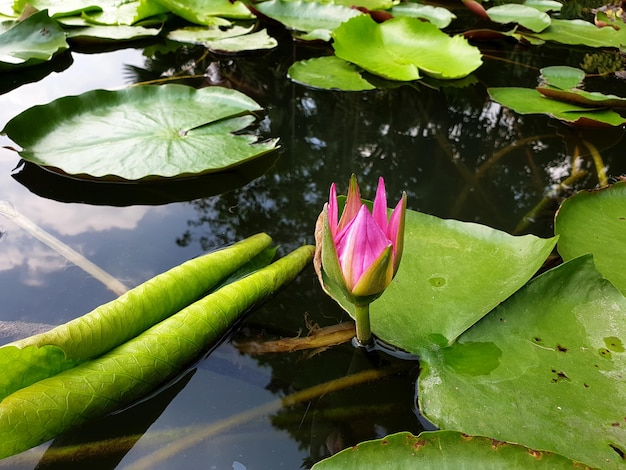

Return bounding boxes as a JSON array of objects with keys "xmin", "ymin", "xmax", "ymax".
[
  {"xmin": 312, "ymin": 431, "xmax": 585, "ymax": 469},
  {"xmin": 0, "ymin": 234, "xmax": 273, "ymax": 402},
  {"xmin": 555, "ymin": 181, "xmax": 626, "ymax": 296},
  {"xmin": 0, "ymin": 244, "xmax": 314, "ymax": 459},
  {"xmin": 332, "ymin": 15, "xmax": 482, "ymax": 80},
  {"xmin": 1, "ymin": 84, "xmax": 279, "ymax": 180},
  {"xmin": 367, "ymin": 209, "xmax": 556, "ymax": 354},
  {"xmin": 288, "ymin": 56, "xmax": 376, "ymax": 91},
  {"xmin": 419, "ymin": 256, "xmax": 626, "ymax": 470}
]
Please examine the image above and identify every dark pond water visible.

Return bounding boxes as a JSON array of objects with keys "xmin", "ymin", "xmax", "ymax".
[{"xmin": 1, "ymin": 30, "xmax": 625, "ymax": 469}]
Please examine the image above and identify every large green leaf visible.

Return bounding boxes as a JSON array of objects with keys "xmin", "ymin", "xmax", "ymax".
[
  {"xmin": 488, "ymin": 87, "xmax": 626, "ymax": 127},
  {"xmin": 253, "ymin": 0, "xmax": 361, "ymax": 39},
  {"xmin": 312, "ymin": 431, "xmax": 585, "ymax": 469},
  {"xmin": 0, "ymin": 244, "xmax": 314, "ymax": 458},
  {"xmin": 13, "ymin": 0, "xmax": 102, "ymax": 17},
  {"xmin": 486, "ymin": 4, "xmax": 551, "ymax": 33},
  {"xmin": 153, "ymin": 0, "xmax": 253, "ymax": 22},
  {"xmin": 1, "ymin": 84, "xmax": 279, "ymax": 180},
  {"xmin": 288, "ymin": 56, "xmax": 376, "ymax": 91},
  {"xmin": 332, "ymin": 15, "xmax": 482, "ymax": 80},
  {"xmin": 419, "ymin": 256, "xmax": 626, "ymax": 469},
  {"xmin": 555, "ymin": 182, "xmax": 626, "ymax": 295},
  {"xmin": 0, "ymin": 10, "xmax": 68, "ymax": 69},
  {"xmin": 0, "ymin": 234, "xmax": 273, "ymax": 401},
  {"xmin": 330, "ymin": 209, "xmax": 556, "ymax": 354}
]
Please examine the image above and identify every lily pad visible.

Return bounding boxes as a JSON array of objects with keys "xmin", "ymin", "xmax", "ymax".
[
  {"xmin": 288, "ymin": 56, "xmax": 376, "ymax": 91},
  {"xmin": 390, "ymin": 3, "xmax": 456, "ymax": 29},
  {"xmin": 332, "ymin": 15, "xmax": 482, "ymax": 80},
  {"xmin": 253, "ymin": 0, "xmax": 361, "ymax": 37},
  {"xmin": 167, "ymin": 26, "xmax": 277, "ymax": 52},
  {"xmin": 540, "ymin": 65, "xmax": 585, "ymax": 89},
  {"xmin": 522, "ymin": 0, "xmax": 562, "ymax": 13},
  {"xmin": 1, "ymin": 84, "xmax": 279, "ymax": 180},
  {"xmin": 555, "ymin": 181, "xmax": 626, "ymax": 295},
  {"xmin": 486, "ymin": 4, "xmax": 551, "ymax": 33},
  {"xmin": 419, "ymin": 255, "xmax": 626, "ymax": 470},
  {"xmin": 65, "ymin": 24, "xmax": 161, "ymax": 42},
  {"xmin": 526, "ymin": 18, "xmax": 626, "ymax": 47},
  {"xmin": 13, "ymin": 0, "xmax": 102, "ymax": 17},
  {"xmin": 312, "ymin": 431, "xmax": 586, "ymax": 469},
  {"xmin": 537, "ymin": 85, "xmax": 626, "ymax": 108},
  {"xmin": 153, "ymin": 0, "xmax": 253, "ymax": 22},
  {"xmin": 329, "ymin": 208, "xmax": 556, "ymax": 354},
  {"xmin": 488, "ymin": 87, "xmax": 626, "ymax": 127},
  {"xmin": 0, "ymin": 9, "xmax": 68, "ymax": 69}
]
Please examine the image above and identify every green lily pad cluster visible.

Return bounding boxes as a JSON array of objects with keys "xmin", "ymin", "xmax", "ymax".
[
  {"xmin": 313, "ymin": 182, "xmax": 626, "ymax": 469},
  {"xmin": 0, "ymin": 0, "xmax": 277, "ymax": 69},
  {"xmin": 489, "ymin": 66, "xmax": 626, "ymax": 127}
]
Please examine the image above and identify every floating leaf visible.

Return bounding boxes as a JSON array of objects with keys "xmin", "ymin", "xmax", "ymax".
[
  {"xmin": 153, "ymin": 0, "xmax": 253, "ymax": 22},
  {"xmin": 333, "ymin": 0, "xmax": 395, "ymax": 11},
  {"xmin": 419, "ymin": 256, "xmax": 626, "ymax": 470},
  {"xmin": 390, "ymin": 3, "xmax": 456, "ymax": 29},
  {"xmin": 253, "ymin": 0, "xmax": 361, "ymax": 38},
  {"xmin": 288, "ymin": 56, "xmax": 376, "ymax": 91},
  {"xmin": 522, "ymin": 0, "xmax": 562, "ymax": 13},
  {"xmin": 332, "ymin": 15, "xmax": 482, "ymax": 80},
  {"xmin": 65, "ymin": 24, "xmax": 161, "ymax": 41},
  {"xmin": 1, "ymin": 84, "xmax": 279, "ymax": 180},
  {"xmin": 312, "ymin": 431, "xmax": 585, "ymax": 469},
  {"xmin": 540, "ymin": 65, "xmax": 585, "ymax": 89},
  {"xmin": 486, "ymin": 4, "xmax": 551, "ymax": 33},
  {"xmin": 527, "ymin": 18, "xmax": 626, "ymax": 47},
  {"xmin": 488, "ymin": 87, "xmax": 626, "ymax": 126},
  {"xmin": 79, "ymin": 0, "xmax": 168, "ymax": 25},
  {"xmin": 0, "ymin": 10, "xmax": 68, "ymax": 69},
  {"xmin": 555, "ymin": 181, "xmax": 626, "ymax": 295},
  {"xmin": 13, "ymin": 0, "xmax": 102, "ymax": 17},
  {"xmin": 328, "ymin": 208, "xmax": 556, "ymax": 354},
  {"xmin": 537, "ymin": 85, "xmax": 626, "ymax": 108},
  {"xmin": 168, "ymin": 26, "xmax": 277, "ymax": 52}
]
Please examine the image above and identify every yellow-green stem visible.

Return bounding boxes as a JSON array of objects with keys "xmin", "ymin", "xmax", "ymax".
[{"xmin": 354, "ymin": 303, "xmax": 372, "ymax": 346}]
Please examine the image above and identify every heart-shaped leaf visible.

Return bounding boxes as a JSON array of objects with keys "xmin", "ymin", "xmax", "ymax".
[
  {"xmin": 555, "ymin": 181, "xmax": 626, "ymax": 295},
  {"xmin": 540, "ymin": 65, "xmax": 585, "ymax": 89},
  {"xmin": 332, "ymin": 15, "xmax": 482, "ymax": 80},
  {"xmin": 390, "ymin": 3, "xmax": 456, "ymax": 29},
  {"xmin": 330, "ymin": 208, "xmax": 556, "ymax": 355},
  {"xmin": 288, "ymin": 56, "xmax": 376, "ymax": 91},
  {"xmin": 419, "ymin": 256, "xmax": 626, "ymax": 470},
  {"xmin": 1, "ymin": 84, "xmax": 279, "ymax": 180},
  {"xmin": 526, "ymin": 18, "xmax": 626, "ymax": 47}
]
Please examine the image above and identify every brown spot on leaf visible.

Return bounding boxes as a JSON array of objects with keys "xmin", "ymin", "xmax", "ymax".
[
  {"xmin": 557, "ymin": 344, "xmax": 568, "ymax": 352},
  {"xmin": 381, "ymin": 439, "xmax": 389, "ymax": 445},
  {"xmin": 609, "ymin": 443, "xmax": 625, "ymax": 460},
  {"xmin": 528, "ymin": 449, "xmax": 543, "ymax": 459},
  {"xmin": 413, "ymin": 439, "xmax": 427, "ymax": 451}
]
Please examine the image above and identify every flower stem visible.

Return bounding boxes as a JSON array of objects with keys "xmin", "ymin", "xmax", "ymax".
[{"xmin": 354, "ymin": 303, "xmax": 372, "ymax": 346}]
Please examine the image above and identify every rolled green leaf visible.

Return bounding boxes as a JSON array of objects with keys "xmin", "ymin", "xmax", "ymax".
[
  {"xmin": 0, "ymin": 244, "xmax": 314, "ymax": 459},
  {"xmin": 0, "ymin": 233, "xmax": 273, "ymax": 401}
]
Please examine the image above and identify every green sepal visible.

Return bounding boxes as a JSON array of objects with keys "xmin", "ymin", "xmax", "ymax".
[{"xmin": 352, "ymin": 244, "xmax": 394, "ymax": 297}]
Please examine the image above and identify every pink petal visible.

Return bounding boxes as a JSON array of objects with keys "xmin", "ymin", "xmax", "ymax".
[
  {"xmin": 387, "ymin": 192, "xmax": 407, "ymax": 270},
  {"xmin": 337, "ymin": 175, "xmax": 362, "ymax": 234},
  {"xmin": 336, "ymin": 205, "xmax": 391, "ymax": 291},
  {"xmin": 372, "ymin": 177, "xmax": 388, "ymax": 233}
]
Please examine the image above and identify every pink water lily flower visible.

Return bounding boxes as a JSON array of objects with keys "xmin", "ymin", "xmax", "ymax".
[{"xmin": 327, "ymin": 175, "xmax": 406, "ymax": 298}]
